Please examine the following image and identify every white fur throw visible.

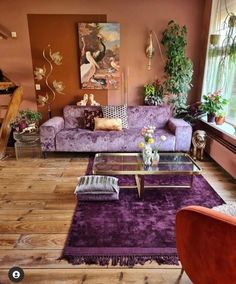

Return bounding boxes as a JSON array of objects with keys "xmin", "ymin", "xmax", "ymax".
[{"xmin": 213, "ymin": 202, "xmax": 236, "ymax": 217}]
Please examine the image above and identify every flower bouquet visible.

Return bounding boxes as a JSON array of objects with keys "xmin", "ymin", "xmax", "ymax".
[{"xmin": 138, "ymin": 126, "xmax": 166, "ymax": 166}]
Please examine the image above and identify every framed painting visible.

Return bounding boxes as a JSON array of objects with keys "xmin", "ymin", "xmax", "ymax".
[{"xmin": 78, "ymin": 23, "xmax": 120, "ymax": 89}]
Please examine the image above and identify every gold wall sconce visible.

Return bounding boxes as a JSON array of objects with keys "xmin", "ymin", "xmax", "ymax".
[
  {"xmin": 146, "ymin": 31, "xmax": 155, "ymax": 70},
  {"xmin": 145, "ymin": 30, "xmax": 164, "ymax": 70}
]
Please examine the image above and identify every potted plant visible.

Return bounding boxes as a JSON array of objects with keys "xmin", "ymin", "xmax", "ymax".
[
  {"xmin": 161, "ymin": 20, "xmax": 193, "ymax": 116},
  {"xmin": 144, "ymin": 79, "xmax": 164, "ymax": 106},
  {"xmin": 201, "ymin": 90, "xmax": 228, "ymax": 123},
  {"xmin": 215, "ymin": 111, "xmax": 226, "ymax": 125},
  {"xmin": 11, "ymin": 109, "xmax": 42, "ymax": 134},
  {"xmin": 176, "ymin": 101, "xmax": 205, "ymax": 127}
]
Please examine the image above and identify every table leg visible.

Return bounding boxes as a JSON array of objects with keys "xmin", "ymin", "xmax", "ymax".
[{"xmin": 135, "ymin": 175, "xmax": 144, "ymax": 199}]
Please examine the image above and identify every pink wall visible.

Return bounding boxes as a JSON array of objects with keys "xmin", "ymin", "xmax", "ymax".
[{"xmin": 0, "ymin": 0, "xmax": 209, "ymax": 107}]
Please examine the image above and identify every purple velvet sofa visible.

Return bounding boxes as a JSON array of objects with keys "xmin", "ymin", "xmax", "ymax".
[{"xmin": 39, "ymin": 105, "xmax": 192, "ymax": 153}]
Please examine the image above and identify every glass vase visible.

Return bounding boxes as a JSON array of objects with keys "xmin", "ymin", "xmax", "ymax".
[
  {"xmin": 152, "ymin": 149, "xmax": 160, "ymax": 167},
  {"xmin": 142, "ymin": 143, "xmax": 153, "ymax": 166}
]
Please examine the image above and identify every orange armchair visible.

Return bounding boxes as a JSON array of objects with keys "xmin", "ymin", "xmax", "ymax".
[{"xmin": 176, "ymin": 206, "xmax": 236, "ymax": 284}]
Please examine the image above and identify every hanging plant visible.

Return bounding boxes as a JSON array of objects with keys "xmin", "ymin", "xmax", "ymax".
[
  {"xmin": 161, "ymin": 20, "xmax": 193, "ymax": 116},
  {"xmin": 214, "ymin": 12, "xmax": 236, "ymax": 90}
]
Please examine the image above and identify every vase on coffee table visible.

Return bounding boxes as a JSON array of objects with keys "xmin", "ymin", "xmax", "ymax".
[
  {"xmin": 142, "ymin": 143, "xmax": 153, "ymax": 166},
  {"xmin": 152, "ymin": 149, "xmax": 160, "ymax": 167}
]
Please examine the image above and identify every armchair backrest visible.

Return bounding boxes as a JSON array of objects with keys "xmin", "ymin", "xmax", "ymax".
[{"xmin": 176, "ymin": 206, "xmax": 236, "ymax": 284}]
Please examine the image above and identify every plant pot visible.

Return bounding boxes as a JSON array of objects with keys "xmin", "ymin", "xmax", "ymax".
[
  {"xmin": 210, "ymin": 34, "xmax": 221, "ymax": 46},
  {"xmin": 207, "ymin": 113, "xmax": 216, "ymax": 123},
  {"xmin": 215, "ymin": 116, "xmax": 225, "ymax": 125}
]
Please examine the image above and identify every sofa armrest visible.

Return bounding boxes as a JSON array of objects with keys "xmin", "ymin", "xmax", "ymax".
[
  {"xmin": 40, "ymin": 117, "xmax": 64, "ymax": 151},
  {"xmin": 167, "ymin": 118, "xmax": 192, "ymax": 151}
]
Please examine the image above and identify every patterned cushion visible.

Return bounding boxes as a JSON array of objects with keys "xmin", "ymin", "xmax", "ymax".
[
  {"xmin": 84, "ymin": 110, "xmax": 103, "ymax": 130},
  {"xmin": 75, "ymin": 175, "xmax": 120, "ymax": 201},
  {"xmin": 213, "ymin": 202, "xmax": 236, "ymax": 217},
  {"xmin": 102, "ymin": 105, "xmax": 128, "ymax": 129}
]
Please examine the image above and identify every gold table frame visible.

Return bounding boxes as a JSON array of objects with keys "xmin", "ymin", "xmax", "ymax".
[{"xmin": 92, "ymin": 153, "xmax": 202, "ymax": 199}]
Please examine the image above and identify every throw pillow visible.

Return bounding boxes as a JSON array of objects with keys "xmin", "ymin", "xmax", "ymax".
[
  {"xmin": 101, "ymin": 105, "xmax": 128, "ymax": 128},
  {"xmin": 84, "ymin": 109, "xmax": 103, "ymax": 130},
  {"xmin": 94, "ymin": 117, "xmax": 122, "ymax": 131},
  {"xmin": 75, "ymin": 175, "xmax": 120, "ymax": 201}
]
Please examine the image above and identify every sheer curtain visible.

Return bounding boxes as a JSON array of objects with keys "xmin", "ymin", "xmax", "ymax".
[{"xmin": 202, "ymin": 0, "xmax": 236, "ymax": 122}]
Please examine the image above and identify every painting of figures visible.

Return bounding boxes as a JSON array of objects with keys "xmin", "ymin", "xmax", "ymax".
[{"xmin": 78, "ymin": 23, "xmax": 120, "ymax": 89}]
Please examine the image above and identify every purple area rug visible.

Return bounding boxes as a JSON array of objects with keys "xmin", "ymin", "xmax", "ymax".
[{"xmin": 61, "ymin": 158, "xmax": 225, "ymax": 267}]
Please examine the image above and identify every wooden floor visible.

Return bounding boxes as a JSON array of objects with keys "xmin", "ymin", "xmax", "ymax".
[{"xmin": 0, "ymin": 151, "xmax": 235, "ymax": 284}]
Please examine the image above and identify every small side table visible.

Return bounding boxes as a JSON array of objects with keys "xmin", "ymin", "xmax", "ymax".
[{"xmin": 13, "ymin": 132, "xmax": 42, "ymax": 159}]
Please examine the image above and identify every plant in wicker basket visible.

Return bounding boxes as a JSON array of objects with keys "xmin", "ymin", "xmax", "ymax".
[{"xmin": 11, "ymin": 110, "xmax": 42, "ymax": 133}]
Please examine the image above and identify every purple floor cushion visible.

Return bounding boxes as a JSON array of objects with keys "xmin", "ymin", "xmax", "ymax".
[{"xmin": 61, "ymin": 159, "xmax": 225, "ymax": 267}]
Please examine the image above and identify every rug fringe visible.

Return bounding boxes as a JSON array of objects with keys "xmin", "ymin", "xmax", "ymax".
[{"xmin": 61, "ymin": 254, "xmax": 179, "ymax": 267}]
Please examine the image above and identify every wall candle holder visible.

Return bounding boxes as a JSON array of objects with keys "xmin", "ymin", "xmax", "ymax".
[{"xmin": 34, "ymin": 44, "xmax": 65, "ymax": 118}]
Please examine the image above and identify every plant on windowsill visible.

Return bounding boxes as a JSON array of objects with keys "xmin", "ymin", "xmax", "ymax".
[
  {"xmin": 201, "ymin": 90, "xmax": 228, "ymax": 123},
  {"xmin": 161, "ymin": 20, "xmax": 193, "ymax": 116},
  {"xmin": 215, "ymin": 111, "xmax": 226, "ymax": 125},
  {"xmin": 144, "ymin": 79, "xmax": 164, "ymax": 106}
]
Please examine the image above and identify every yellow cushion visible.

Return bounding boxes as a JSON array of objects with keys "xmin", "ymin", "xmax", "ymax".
[{"xmin": 94, "ymin": 117, "xmax": 122, "ymax": 131}]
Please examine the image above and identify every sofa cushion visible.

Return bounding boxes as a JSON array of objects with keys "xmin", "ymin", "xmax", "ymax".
[
  {"xmin": 94, "ymin": 117, "xmax": 122, "ymax": 131},
  {"xmin": 56, "ymin": 128, "xmax": 125, "ymax": 152},
  {"xmin": 102, "ymin": 105, "xmax": 128, "ymax": 128},
  {"xmin": 84, "ymin": 109, "xmax": 103, "ymax": 130},
  {"xmin": 64, "ymin": 105, "xmax": 102, "ymax": 129},
  {"xmin": 127, "ymin": 106, "xmax": 171, "ymax": 129}
]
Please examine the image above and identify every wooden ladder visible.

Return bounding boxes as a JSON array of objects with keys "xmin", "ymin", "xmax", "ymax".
[{"xmin": 0, "ymin": 86, "xmax": 23, "ymax": 159}]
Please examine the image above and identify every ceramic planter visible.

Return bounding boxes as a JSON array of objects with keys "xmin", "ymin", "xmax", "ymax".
[
  {"xmin": 215, "ymin": 116, "xmax": 225, "ymax": 125},
  {"xmin": 207, "ymin": 113, "xmax": 216, "ymax": 123}
]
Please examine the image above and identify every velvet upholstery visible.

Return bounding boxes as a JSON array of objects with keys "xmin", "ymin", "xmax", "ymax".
[
  {"xmin": 176, "ymin": 206, "xmax": 236, "ymax": 284},
  {"xmin": 40, "ymin": 105, "xmax": 192, "ymax": 152}
]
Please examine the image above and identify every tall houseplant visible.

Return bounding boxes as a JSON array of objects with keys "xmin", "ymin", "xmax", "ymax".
[{"xmin": 161, "ymin": 20, "xmax": 193, "ymax": 116}]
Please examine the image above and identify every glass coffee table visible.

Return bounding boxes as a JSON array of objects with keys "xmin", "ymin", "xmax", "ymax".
[{"xmin": 92, "ymin": 153, "xmax": 202, "ymax": 199}]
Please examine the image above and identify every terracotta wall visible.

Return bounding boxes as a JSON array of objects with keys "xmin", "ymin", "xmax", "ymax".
[
  {"xmin": 0, "ymin": 0, "xmax": 211, "ymax": 117},
  {"xmin": 28, "ymin": 14, "xmax": 108, "ymax": 119}
]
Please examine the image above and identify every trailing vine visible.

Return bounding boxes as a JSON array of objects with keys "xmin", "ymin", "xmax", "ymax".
[{"xmin": 161, "ymin": 20, "xmax": 193, "ymax": 115}]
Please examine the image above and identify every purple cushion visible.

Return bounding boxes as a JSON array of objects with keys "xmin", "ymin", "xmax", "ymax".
[{"xmin": 84, "ymin": 109, "xmax": 103, "ymax": 130}]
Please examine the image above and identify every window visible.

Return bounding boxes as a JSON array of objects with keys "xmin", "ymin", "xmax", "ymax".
[{"xmin": 202, "ymin": 0, "xmax": 236, "ymax": 124}]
